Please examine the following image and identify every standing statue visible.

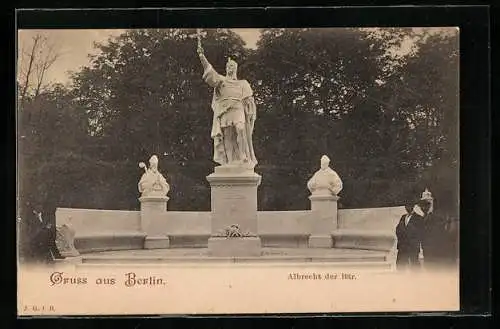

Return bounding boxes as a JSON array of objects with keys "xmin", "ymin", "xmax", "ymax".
[
  {"xmin": 138, "ymin": 155, "xmax": 170, "ymax": 197},
  {"xmin": 196, "ymin": 35, "xmax": 258, "ymax": 168}
]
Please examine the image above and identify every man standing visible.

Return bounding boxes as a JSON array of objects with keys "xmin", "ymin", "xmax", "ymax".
[
  {"xmin": 395, "ymin": 201, "xmax": 424, "ymax": 271},
  {"xmin": 32, "ymin": 208, "xmax": 64, "ymax": 263},
  {"xmin": 419, "ymin": 197, "xmax": 447, "ymax": 270}
]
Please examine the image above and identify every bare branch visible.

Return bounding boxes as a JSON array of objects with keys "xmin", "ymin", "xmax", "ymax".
[
  {"xmin": 34, "ymin": 43, "xmax": 61, "ymax": 98},
  {"xmin": 18, "ymin": 33, "xmax": 62, "ymax": 102},
  {"xmin": 20, "ymin": 34, "xmax": 41, "ymax": 104}
]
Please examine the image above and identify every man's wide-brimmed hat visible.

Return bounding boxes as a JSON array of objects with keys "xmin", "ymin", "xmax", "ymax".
[
  {"xmin": 420, "ymin": 188, "xmax": 433, "ymax": 201},
  {"xmin": 149, "ymin": 155, "xmax": 159, "ymax": 164},
  {"xmin": 418, "ymin": 198, "xmax": 432, "ymax": 206}
]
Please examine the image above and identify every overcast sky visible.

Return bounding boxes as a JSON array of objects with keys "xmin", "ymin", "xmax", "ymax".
[
  {"xmin": 17, "ymin": 28, "xmax": 262, "ymax": 85},
  {"xmin": 17, "ymin": 27, "xmax": 456, "ymax": 86}
]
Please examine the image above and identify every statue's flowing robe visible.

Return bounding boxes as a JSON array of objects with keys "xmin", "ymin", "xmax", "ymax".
[{"xmin": 202, "ymin": 64, "xmax": 257, "ymax": 166}]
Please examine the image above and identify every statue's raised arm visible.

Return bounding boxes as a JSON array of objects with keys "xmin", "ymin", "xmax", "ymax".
[
  {"xmin": 196, "ymin": 36, "xmax": 258, "ymax": 168},
  {"xmin": 197, "ymin": 43, "xmax": 224, "ymax": 88},
  {"xmin": 197, "ymin": 43, "xmax": 210, "ymax": 71}
]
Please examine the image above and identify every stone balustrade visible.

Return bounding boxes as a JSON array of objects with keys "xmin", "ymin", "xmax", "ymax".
[
  {"xmin": 56, "ymin": 206, "xmax": 402, "ymax": 254},
  {"xmin": 54, "ymin": 155, "xmax": 403, "ymax": 256}
]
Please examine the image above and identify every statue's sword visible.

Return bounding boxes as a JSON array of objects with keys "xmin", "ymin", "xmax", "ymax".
[{"xmin": 196, "ymin": 28, "xmax": 202, "ymax": 48}]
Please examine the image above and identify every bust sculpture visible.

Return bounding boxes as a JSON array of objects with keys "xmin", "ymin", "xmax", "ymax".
[
  {"xmin": 307, "ymin": 155, "xmax": 343, "ymax": 196},
  {"xmin": 138, "ymin": 155, "xmax": 170, "ymax": 197}
]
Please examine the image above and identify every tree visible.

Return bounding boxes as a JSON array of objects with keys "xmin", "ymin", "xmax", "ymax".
[
  {"xmin": 17, "ymin": 83, "xmax": 90, "ymax": 262},
  {"xmin": 16, "ymin": 28, "xmax": 459, "ymax": 264},
  {"xmin": 71, "ymin": 28, "xmax": 250, "ymax": 210},
  {"xmin": 400, "ymin": 31, "xmax": 459, "ymax": 217},
  {"xmin": 244, "ymin": 28, "xmax": 403, "ymax": 208},
  {"xmin": 241, "ymin": 28, "xmax": 459, "ymax": 209},
  {"xmin": 18, "ymin": 33, "xmax": 61, "ymax": 104},
  {"xmin": 18, "ymin": 28, "xmax": 459, "ymax": 214},
  {"xmin": 18, "ymin": 84, "xmax": 90, "ymax": 207},
  {"xmin": 341, "ymin": 29, "xmax": 459, "ymax": 211}
]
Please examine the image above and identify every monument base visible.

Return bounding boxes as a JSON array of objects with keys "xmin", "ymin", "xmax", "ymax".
[
  {"xmin": 308, "ymin": 234, "xmax": 333, "ymax": 248},
  {"xmin": 144, "ymin": 236, "xmax": 170, "ymax": 249},
  {"xmin": 208, "ymin": 237, "xmax": 262, "ymax": 257},
  {"xmin": 139, "ymin": 195, "xmax": 168, "ymax": 213},
  {"xmin": 60, "ymin": 249, "xmax": 80, "ymax": 257}
]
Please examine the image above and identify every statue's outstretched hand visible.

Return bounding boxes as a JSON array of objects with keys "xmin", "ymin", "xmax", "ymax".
[{"xmin": 197, "ymin": 45, "xmax": 204, "ymax": 55}]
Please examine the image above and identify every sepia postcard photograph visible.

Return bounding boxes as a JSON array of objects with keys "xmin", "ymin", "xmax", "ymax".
[{"xmin": 16, "ymin": 22, "xmax": 460, "ymax": 315}]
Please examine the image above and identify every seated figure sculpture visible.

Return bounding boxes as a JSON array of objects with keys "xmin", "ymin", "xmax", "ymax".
[
  {"xmin": 138, "ymin": 155, "xmax": 170, "ymax": 197},
  {"xmin": 307, "ymin": 155, "xmax": 343, "ymax": 196}
]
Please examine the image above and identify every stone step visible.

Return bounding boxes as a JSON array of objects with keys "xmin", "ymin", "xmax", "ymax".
[
  {"xmin": 78, "ymin": 259, "xmax": 393, "ymax": 271},
  {"xmin": 81, "ymin": 254, "xmax": 388, "ymax": 265},
  {"xmin": 74, "ymin": 247, "xmax": 393, "ymax": 271}
]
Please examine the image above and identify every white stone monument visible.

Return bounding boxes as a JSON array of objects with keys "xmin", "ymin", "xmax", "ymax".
[
  {"xmin": 138, "ymin": 155, "xmax": 170, "ymax": 249},
  {"xmin": 206, "ymin": 166, "xmax": 262, "ymax": 256},
  {"xmin": 197, "ymin": 34, "xmax": 262, "ymax": 256},
  {"xmin": 307, "ymin": 155, "xmax": 343, "ymax": 248}
]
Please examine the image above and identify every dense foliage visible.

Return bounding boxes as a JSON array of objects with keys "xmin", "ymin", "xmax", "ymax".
[{"xmin": 18, "ymin": 28, "xmax": 459, "ymax": 220}]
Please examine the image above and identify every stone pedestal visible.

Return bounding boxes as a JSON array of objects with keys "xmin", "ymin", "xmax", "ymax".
[
  {"xmin": 308, "ymin": 235, "xmax": 333, "ymax": 248},
  {"xmin": 206, "ymin": 165, "xmax": 262, "ymax": 256},
  {"xmin": 208, "ymin": 237, "xmax": 262, "ymax": 257},
  {"xmin": 144, "ymin": 236, "xmax": 170, "ymax": 249},
  {"xmin": 308, "ymin": 194, "xmax": 339, "ymax": 248},
  {"xmin": 139, "ymin": 195, "xmax": 170, "ymax": 249}
]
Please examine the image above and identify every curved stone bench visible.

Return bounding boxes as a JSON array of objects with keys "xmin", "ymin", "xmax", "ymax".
[
  {"xmin": 154, "ymin": 233, "xmax": 310, "ymax": 249},
  {"xmin": 165, "ymin": 233, "xmax": 311, "ymax": 249},
  {"xmin": 72, "ymin": 230, "xmax": 396, "ymax": 253},
  {"xmin": 332, "ymin": 229, "xmax": 396, "ymax": 252},
  {"xmin": 74, "ymin": 231, "xmax": 146, "ymax": 254}
]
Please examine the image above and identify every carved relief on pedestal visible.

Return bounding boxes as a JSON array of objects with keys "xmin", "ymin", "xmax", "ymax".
[
  {"xmin": 213, "ymin": 224, "xmax": 256, "ymax": 238},
  {"xmin": 55, "ymin": 217, "xmax": 80, "ymax": 257}
]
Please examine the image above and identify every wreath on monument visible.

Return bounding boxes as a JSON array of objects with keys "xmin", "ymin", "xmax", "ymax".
[{"xmin": 214, "ymin": 224, "xmax": 255, "ymax": 238}]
